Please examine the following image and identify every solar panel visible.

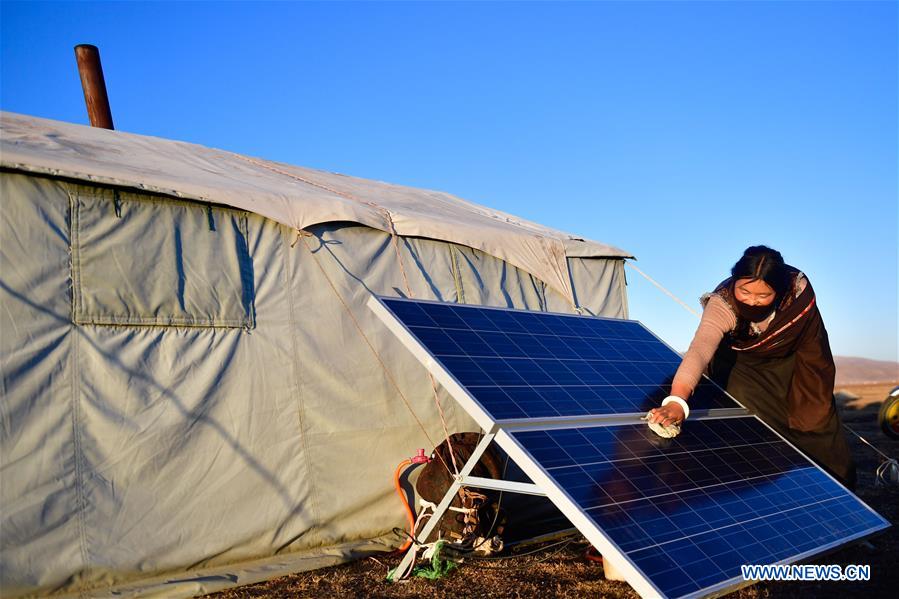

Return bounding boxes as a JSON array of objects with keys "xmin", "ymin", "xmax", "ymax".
[
  {"xmin": 380, "ymin": 298, "xmax": 739, "ymax": 422},
  {"xmin": 370, "ymin": 297, "xmax": 889, "ymax": 599},
  {"xmin": 512, "ymin": 417, "xmax": 886, "ymax": 598}
]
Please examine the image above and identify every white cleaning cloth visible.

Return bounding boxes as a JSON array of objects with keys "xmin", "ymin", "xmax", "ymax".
[{"xmin": 642, "ymin": 411, "xmax": 681, "ymax": 438}]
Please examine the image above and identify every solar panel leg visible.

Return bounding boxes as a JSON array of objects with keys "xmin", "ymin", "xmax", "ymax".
[{"xmin": 389, "ymin": 428, "xmax": 499, "ymax": 580}]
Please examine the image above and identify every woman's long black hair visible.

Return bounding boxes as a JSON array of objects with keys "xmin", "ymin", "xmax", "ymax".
[{"xmin": 731, "ymin": 245, "xmax": 792, "ymax": 298}]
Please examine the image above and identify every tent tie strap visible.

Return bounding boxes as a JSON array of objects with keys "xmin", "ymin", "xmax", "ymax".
[
  {"xmin": 290, "ymin": 228, "xmax": 313, "ymax": 247},
  {"xmin": 626, "ymin": 261, "xmax": 700, "ymax": 318}
]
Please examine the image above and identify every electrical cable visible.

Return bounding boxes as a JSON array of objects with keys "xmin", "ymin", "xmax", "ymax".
[{"xmin": 392, "ymin": 459, "xmax": 416, "ymax": 553}]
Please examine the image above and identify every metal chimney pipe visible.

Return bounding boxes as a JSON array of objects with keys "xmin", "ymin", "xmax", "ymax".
[{"xmin": 74, "ymin": 44, "xmax": 114, "ymax": 129}]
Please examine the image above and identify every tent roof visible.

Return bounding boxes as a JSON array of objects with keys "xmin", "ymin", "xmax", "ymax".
[{"xmin": 0, "ymin": 111, "xmax": 632, "ymax": 302}]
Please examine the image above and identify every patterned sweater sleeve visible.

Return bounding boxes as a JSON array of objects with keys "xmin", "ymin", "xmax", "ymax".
[{"xmin": 671, "ymin": 295, "xmax": 736, "ymax": 396}]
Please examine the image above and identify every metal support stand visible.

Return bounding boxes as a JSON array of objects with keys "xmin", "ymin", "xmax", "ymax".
[{"xmin": 389, "ymin": 425, "xmax": 547, "ymax": 580}]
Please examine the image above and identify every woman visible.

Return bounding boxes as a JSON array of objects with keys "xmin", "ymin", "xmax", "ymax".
[{"xmin": 648, "ymin": 245, "xmax": 857, "ymax": 489}]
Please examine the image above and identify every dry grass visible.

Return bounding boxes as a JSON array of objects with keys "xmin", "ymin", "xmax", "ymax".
[{"xmin": 207, "ymin": 383, "xmax": 899, "ymax": 598}]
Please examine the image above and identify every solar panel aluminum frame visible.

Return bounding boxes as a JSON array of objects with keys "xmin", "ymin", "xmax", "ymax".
[{"xmin": 369, "ymin": 296, "xmax": 889, "ymax": 598}]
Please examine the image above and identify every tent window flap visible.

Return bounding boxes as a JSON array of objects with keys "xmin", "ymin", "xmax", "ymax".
[{"xmin": 70, "ymin": 186, "xmax": 255, "ymax": 328}]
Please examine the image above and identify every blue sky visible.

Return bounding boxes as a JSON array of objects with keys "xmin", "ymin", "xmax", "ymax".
[{"xmin": 2, "ymin": 1, "xmax": 896, "ymax": 361}]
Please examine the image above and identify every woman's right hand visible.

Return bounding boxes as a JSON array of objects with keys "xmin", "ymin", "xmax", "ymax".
[{"xmin": 648, "ymin": 402, "xmax": 685, "ymax": 426}]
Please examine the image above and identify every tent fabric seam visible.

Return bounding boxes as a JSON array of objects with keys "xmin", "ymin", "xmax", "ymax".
[
  {"xmin": 284, "ymin": 232, "xmax": 322, "ymax": 531},
  {"xmin": 67, "ymin": 184, "xmax": 91, "ymax": 581},
  {"xmin": 4, "ymin": 163, "xmax": 202, "ymax": 206},
  {"xmin": 237, "ymin": 213, "xmax": 257, "ymax": 329},
  {"xmin": 618, "ymin": 261, "xmax": 630, "ymax": 319},
  {"xmin": 70, "ymin": 326, "xmax": 90, "ymax": 586},
  {"xmin": 70, "ymin": 317, "xmax": 252, "ymax": 328},
  {"xmin": 532, "ymin": 272, "xmax": 548, "ymax": 311},
  {"xmin": 69, "ymin": 189, "xmax": 85, "ymax": 324},
  {"xmin": 449, "ymin": 245, "xmax": 465, "ymax": 304},
  {"xmin": 233, "ymin": 153, "xmax": 368, "ymax": 204},
  {"xmin": 566, "ymin": 258, "xmax": 582, "ymax": 314}
]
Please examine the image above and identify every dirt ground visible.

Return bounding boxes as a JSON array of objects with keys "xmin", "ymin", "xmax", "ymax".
[{"xmin": 207, "ymin": 383, "xmax": 899, "ymax": 599}]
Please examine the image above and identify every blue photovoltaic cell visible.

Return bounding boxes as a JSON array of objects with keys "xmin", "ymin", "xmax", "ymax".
[
  {"xmin": 381, "ymin": 298, "xmax": 739, "ymax": 420},
  {"xmin": 512, "ymin": 417, "xmax": 888, "ymax": 598}
]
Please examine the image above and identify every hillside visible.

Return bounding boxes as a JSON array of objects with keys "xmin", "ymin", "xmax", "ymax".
[{"xmin": 834, "ymin": 355, "xmax": 899, "ymax": 385}]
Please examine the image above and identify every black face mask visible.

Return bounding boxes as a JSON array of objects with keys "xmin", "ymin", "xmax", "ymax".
[{"xmin": 735, "ymin": 300, "xmax": 777, "ymax": 322}]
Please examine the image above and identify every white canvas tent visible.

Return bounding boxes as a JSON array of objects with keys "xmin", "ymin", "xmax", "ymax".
[{"xmin": 0, "ymin": 112, "xmax": 632, "ymax": 597}]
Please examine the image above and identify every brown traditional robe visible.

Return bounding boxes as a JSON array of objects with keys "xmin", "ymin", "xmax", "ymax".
[{"xmin": 708, "ymin": 268, "xmax": 857, "ymax": 488}]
